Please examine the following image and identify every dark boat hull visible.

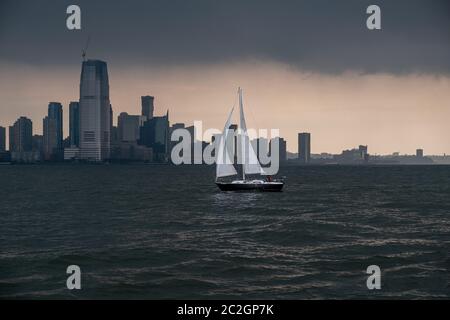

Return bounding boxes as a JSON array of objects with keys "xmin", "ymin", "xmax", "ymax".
[{"xmin": 216, "ymin": 182, "xmax": 284, "ymax": 192}]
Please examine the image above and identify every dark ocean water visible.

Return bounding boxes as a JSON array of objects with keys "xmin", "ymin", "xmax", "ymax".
[{"xmin": 1, "ymin": 164, "xmax": 450, "ymax": 299}]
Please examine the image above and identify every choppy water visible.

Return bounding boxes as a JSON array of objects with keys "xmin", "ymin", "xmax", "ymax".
[{"xmin": 1, "ymin": 165, "xmax": 450, "ymax": 299}]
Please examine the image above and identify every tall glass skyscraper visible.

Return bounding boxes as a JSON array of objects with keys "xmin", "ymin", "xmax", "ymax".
[
  {"xmin": 47, "ymin": 102, "xmax": 63, "ymax": 151},
  {"xmin": 298, "ymin": 132, "xmax": 311, "ymax": 163},
  {"xmin": 0, "ymin": 126, "xmax": 5, "ymax": 151},
  {"xmin": 141, "ymin": 96, "xmax": 154, "ymax": 120},
  {"xmin": 69, "ymin": 101, "xmax": 80, "ymax": 147},
  {"xmin": 9, "ymin": 117, "xmax": 33, "ymax": 152},
  {"xmin": 43, "ymin": 116, "xmax": 58, "ymax": 160},
  {"xmin": 79, "ymin": 60, "xmax": 111, "ymax": 161}
]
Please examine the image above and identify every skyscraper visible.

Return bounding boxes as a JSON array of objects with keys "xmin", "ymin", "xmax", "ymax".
[
  {"xmin": 139, "ymin": 110, "xmax": 169, "ymax": 161},
  {"xmin": 416, "ymin": 149, "xmax": 424, "ymax": 157},
  {"xmin": 69, "ymin": 101, "xmax": 80, "ymax": 147},
  {"xmin": 359, "ymin": 145, "xmax": 369, "ymax": 162},
  {"xmin": 43, "ymin": 116, "xmax": 58, "ymax": 160},
  {"xmin": 141, "ymin": 96, "xmax": 154, "ymax": 120},
  {"xmin": 8, "ymin": 127, "xmax": 13, "ymax": 152},
  {"xmin": 9, "ymin": 117, "xmax": 33, "ymax": 152},
  {"xmin": 0, "ymin": 126, "xmax": 5, "ymax": 151},
  {"xmin": 109, "ymin": 104, "xmax": 114, "ymax": 134},
  {"xmin": 298, "ymin": 132, "xmax": 311, "ymax": 163},
  {"xmin": 32, "ymin": 135, "xmax": 43, "ymax": 154},
  {"xmin": 170, "ymin": 123, "xmax": 185, "ymax": 135},
  {"xmin": 278, "ymin": 137, "xmax": 287, "ymax": 162},
  {"xmin": 254, "ymin": 137, "xmax": 269, "ymax": 163},
  {"xmin": 47, "ymin": 102, "xmax": 63, "ymax": 151},
  {"xmin": 117, "ymin": 112, "xmax": 146, "ymax": 143},
  {"xmin": 79, "ymin": 60, "xmax": 111, "ymax": 161},
  {"xmin": 267, "ymin": 137, "xmax": 287, "ymax": 163},
  {"xmin": 169, "ymin": 123, "xmax": 186, "ymax": 154}
]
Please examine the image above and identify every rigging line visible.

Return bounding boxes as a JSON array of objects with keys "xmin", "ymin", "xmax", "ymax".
[
  {"xmin": 213, "ymin": 92, "xmax": 238, "ymax": 144},
  {"xmin": 243, "ymin": 89, "xmax": 261, "ymax": 140},
  {"xmin": 229, "ymin": 90, "xmax": 238, "ymax": 127}
]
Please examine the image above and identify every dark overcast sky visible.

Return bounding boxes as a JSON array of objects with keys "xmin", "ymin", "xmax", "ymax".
[{"xmin": 0, "ymin": 0, "xmax": 449, "ymax": 74}]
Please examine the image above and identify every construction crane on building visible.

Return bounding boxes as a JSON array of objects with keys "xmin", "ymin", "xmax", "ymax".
[{"xmin": 82, "ymin": 36, "xmax": 91, "ymax": 61}]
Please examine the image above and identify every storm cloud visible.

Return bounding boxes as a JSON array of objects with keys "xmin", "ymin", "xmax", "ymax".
[{"xmin": 1, "ymin": 0, "xmax": 449, "ymax": 74}]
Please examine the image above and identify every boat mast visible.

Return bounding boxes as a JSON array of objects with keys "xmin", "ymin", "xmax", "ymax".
[{"xmin": 239, "ymin": 87, "xmax": 245, "ymax": 181}]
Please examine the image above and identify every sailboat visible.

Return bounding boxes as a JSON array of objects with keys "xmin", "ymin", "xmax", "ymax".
[{"xmin": 215, "ymin": 88, "xmax": 284, "ymax": 192}]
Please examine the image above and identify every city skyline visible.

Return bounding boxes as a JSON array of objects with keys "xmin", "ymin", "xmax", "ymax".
[
  {"xmin": 1, "ymin": 0, "xmax": 450, "ymax": 154},
  {"xmin": 1, "ymin": 63, "xmax": 449, "ymax": 156}
]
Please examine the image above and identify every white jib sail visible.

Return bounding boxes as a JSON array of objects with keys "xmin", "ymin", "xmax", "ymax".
[
  {"xmin": 239, "ymin": 88, "xmax": 263, "ymax": 176},
  {"xmin": 216, "ymin": 107, "xmax": 238, "ymax": 178}
]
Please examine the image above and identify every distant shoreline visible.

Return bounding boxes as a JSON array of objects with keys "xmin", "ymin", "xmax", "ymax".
[{"xmin": 1, "ymin": 162, "xmax": 450, "ymax": 167}]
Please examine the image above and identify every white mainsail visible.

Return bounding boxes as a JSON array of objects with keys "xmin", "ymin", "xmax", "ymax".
[
  {"xmin": 216, "ymin": 107, "xmax": 238, "ymax": 178},
  {"xmin": 238, "ymin": 88, "xmax": 263, "ymax": 177}
]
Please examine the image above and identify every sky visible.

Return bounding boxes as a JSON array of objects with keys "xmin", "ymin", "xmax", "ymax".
[{"xmin": 1, "ymin": 0, "xmax": 449, "ymax": 154}]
